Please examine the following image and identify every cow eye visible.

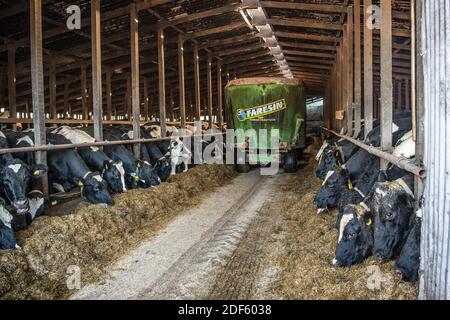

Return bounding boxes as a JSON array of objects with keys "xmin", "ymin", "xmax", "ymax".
[{"xmin": 384, "ymin": 211, "xmax": 395, "ymax": 220}]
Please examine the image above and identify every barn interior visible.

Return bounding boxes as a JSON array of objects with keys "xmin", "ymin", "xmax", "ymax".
[
  {"xmin": 0, "ymin": 0, "xmax": 412, "ymax": 128},
  {"xmin": 1, "ymin": 0, "xmax": 447, "ymax": 301}
]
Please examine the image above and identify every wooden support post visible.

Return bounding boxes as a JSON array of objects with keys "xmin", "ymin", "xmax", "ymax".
[
  {"xmin": 380, "ymin": 0, "xmax": 393, "ymax": 169},
  {"xmin": 397, "ymin": 79, "xmax": 402, "ymax": 110},
  {"xmin": 63, "ymin": 77, "xmax": 70, "ymax": 117},
  {"xmin": 8, "ymin": 42, "xmax": 17, "ymax": 130},
  {"xmin": 0, "ymin": 71, "xmax": 5, "ymax": 110},
  {"xmin": 49, "ymin": 57, "xmax": 56, "ymax": 120},
  {"xmin": 346, "ymin": 5, "xmax": 354, "ymax": 136},
  {"xmin": 106, "ymin": 70, "xmax": 112, "ymax": 121},
  {"xmin": 341, "ymin": 32, "xmax": 347, "ymax": 132},
  {"xmin": 353, "ymin": 0, "xmax": 362, "ymax": 137},
  {"xmin": 130, "ymin": 2, "xmax": 140, "ymax": 157},
  {"xmin": 30, "ymin": 0, "xmax": 48, "ymax": 196},
  {"xmin": 169, "ymin": 87, "xmax": 175, "ymax": 122},
  {"xmin": 91, "ymin": 0, "xmax": 103, "ymax": 141},
  {"xmin": 81, "ymin": 64, "xmax": 88, "ymax": 121},
  {"xmin": 217, "ymin": 60, "xmax": 223, "ymax": 129},
  {"xmin": 194, "ymin": 43, "xmax": 201, "ymax": 121},
  {"xmin": 207, "ymin": 53, "xmax": 213, "ymax": 128},
  {"xmin": 157, "ymin": 25, "xmax": 167, "ymax": 137},
  {"xmin": 178, "ymin": 34, "xmax": 186, "ymax": 128},
  {"xmin": 126, "ymin": 75, "xmax": 131, "ymax": 118},
  {"xmin": 144, "ymin": 78, "xmax": 149, "ymax": 122},
  {"xmin": 187, "ymin": 91, "xmax": 193, "ymax": 121},
  {"xmin": 405, "ymin": 78, "xmax": 410, "ymax": 111},
  {"xmin": 364, "ymin": 0, "xmax": 374, "ymax": 138}
]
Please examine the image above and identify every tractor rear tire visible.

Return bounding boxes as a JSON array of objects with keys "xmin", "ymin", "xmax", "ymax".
[
  {"xmin": 235, "ymin": 164, "xmax": 251, "ymax": 173},
  {"xmin": 284, "ymin": 151, "xmax": 298, "ymax": 173}
]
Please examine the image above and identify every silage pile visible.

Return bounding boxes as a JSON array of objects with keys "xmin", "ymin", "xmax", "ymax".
[
  {"xmin": 269, "ymin": 157, "xmax": 418, "ymax": 300},
  {"xmin": 0, "ymin": 165, "xmax": 237, "ymax": 300}
]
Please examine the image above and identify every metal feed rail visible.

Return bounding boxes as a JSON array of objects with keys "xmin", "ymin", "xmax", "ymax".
[
  {"xmin": 0, "ymin": 133, "xmax": 225, "ymax": 155},
  {"xmin": 322, "ymin": 127, "xmax": 426, "ymax": 178}
]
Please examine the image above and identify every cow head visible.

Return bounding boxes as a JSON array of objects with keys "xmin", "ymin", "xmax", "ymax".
[
  {"xmin": 154, "ymin": 158, "xmax": 171, "ymax": 182},
  {"xmin": 0, "ymin": 196, "xmax": 17, "ymax": 250},
  {"xmin": 136, "ymin": 160, "xmax": 161, "ymax": 188},
  {"xmin": 371, "ymin": 179, "xmax": 415, "ymax": 261},
  {"xmin": 76, "ymin": 172, "xmax": 114, "ymax": 206},
  {"xmin": 333, "ymin": 204, "xmax": 374, "ymax": 267},
  {"xmin": 102, "ymin": 161, "xmax": 127, "ymax": 194},
  {"xmin": 316, "ymin": 147, "xmax": 343, "ymax": 179},
  {"xmin": 0, "ymin": 159, "xmax": 47, "ymax": 214},
  {"xmin": 314, "ymin": 168, "xmax": 351, "ymax": 211}
]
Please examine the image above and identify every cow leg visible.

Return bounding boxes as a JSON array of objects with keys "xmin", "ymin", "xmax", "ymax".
[{"xmin": 171, "ymin": 159, "xmax": 177, "ymax": 176}]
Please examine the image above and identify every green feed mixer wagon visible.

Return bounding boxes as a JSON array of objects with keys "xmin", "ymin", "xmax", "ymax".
[{"xmin": 225, "ymin": 77, "xmax": 306, "ymax": 173}]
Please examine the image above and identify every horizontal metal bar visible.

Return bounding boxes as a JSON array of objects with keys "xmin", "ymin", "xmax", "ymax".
[
  {"xmin": 0, "ymin": 133, "xmax": 224, "ymax": 155},
  {"xmin": 323, "ymin": 127, "xmax": 426, "ymax": 178}
]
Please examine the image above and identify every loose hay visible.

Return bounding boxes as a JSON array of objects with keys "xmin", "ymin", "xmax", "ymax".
[
  {"xmin": 0, "ymin": 165, "xmax": 237, "ymax": 300},
  {"xmin": 268, "ymin": 156, "xmax": 418, "ymax": 300}
]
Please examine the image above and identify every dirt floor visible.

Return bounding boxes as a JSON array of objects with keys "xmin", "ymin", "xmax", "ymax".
[
  {"xmin": 71, "ymin": 149, "xmax": 418, "ymax": 300},
  {"xmin": 0, "ymin": 165, "xmax": 237, "ymax": 300},
  {"xmin": 208, "ymin": 156, "xmax": 419, "ymax": 300},
  {"xmin": 1, "ymin": 149, "xmax": 419, "ymax": 300}
]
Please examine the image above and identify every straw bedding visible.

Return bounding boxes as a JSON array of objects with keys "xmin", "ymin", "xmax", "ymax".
[{"xmin": 0, "ymin": 165, "xmax": 237, "ymax": 300}]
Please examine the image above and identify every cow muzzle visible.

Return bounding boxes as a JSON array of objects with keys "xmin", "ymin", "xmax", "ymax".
[{"xmin": 13, "ymin": 199, "xmax": 29, "ymax": 214}]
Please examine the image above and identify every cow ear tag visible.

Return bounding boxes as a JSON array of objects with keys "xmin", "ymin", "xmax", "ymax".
[
  {"xmin": 78, "ymin": 181, "xmax": 84, "ymax": 187},
  {"xmin": 51, "ymin": 200, "xmax": 58, "ymax": 206},
  {"xmin": 348, "ymin": 180, "xmax": 353, "ymax": 190},
  {"xmin": 134, "ymin": 175, "xmax": 140, "ymax": 182},
  {"xmin": 366, "ymin": 218, "xmax": 373, "ymax": 226},
  {"xmin": 33, "ymin": 170, "xmax": 41, "ymax": 176},
  {"xmin": 137, "ymin": 161, "xmax": 142, "ymax": 168}
]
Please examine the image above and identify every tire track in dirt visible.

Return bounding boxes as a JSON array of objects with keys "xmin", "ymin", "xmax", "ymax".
[{"xmin": 138, "ymin": 174, "xmax": 272, "ymax": 300}]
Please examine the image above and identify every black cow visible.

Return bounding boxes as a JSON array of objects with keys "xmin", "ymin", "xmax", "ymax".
[
  {"xmin": 315, "ymin": 156, "xmax": 379, "ymax": 216},
  {"xmin": 78, "ymin": 127, "xmax": 159, "ymax": 189},
  {"xmin": 0, "ymin": 197, "xmax": 17, "ymax": 250},
  {"xmin": 396, "ymin": 215, "xmax": 421, "ymax": 282},
  {"xmin": 50, "ymin": 126, "xmax": 127, "ymax": 194},
  {"xmin": 370, "ymin": 175, "xmax": 415, "ymax": 261},
  {"xmin": 0, "ymin": 131, "xmax": 47, "ymax": 214},
  {"xmin": 47, "ymin": 133, "xmax": 114, "ymax": 206},
  {"xmin": 332, "ymin": 204, "xmax": 374, "ymax": 267}
]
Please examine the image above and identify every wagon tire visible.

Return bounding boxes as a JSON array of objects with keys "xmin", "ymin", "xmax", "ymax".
[
  {"xmin": 284, "ymin": 151, "xmax": 298, "ymax": 173},
  {"xmin": 235, "ymin": 164, "xmax": 251, "ymax": 173}
]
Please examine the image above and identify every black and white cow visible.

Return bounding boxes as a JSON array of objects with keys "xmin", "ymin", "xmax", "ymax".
[
  {"xmin": 47, "ymin": 133, "xmax": 114, "ymax": 206},
  {"xmin": 79, "ymin": 127, "xmax": 160, "ymax": 189},
  {"xmin": 169, "ymin": 137, "xmax": 191, "ymax": 175},
  {"xmin": 101, "ymin": 129, "xmax": 160, "ymax": 189},
  {"xmin": 11, "ymin": 190, "xmax": 45, "ymax": 231},
  {"xmin": 332, "ymin": 204, "xmax": 374, "ymax": 267},
  {"xmin": 141, "ymin": 131, "xmax": 171, "ymax": 182},
  {"xmin": 370, "ymin": 175, "xmax": 415, "ymax": 261},
  {"xmin": 50, "ymin": 126, "xmax": 127, "ymax": 194},
  {"xmin": 314, "ymin": 156, "xmax": 380, "ymax": 217},
  {"xmin": 0, "ymin": 197, "xmax": 17, "ymax": 250},
  {"xmin": 396, "ymin": 213, "xmax": 421, "ymax": 282},
  {"xmin": 0, "ymin": 131, "xmax": 47, "ymax": 215},
  {"xmin": 315, "ymin": 142, "xmax": 344, "ymax": 179}
]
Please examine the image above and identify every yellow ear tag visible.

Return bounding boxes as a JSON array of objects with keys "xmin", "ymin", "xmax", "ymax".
[
  {"xmin": 348, "ymin": 181, "xmax": 353, "ymax": 190},
  {"xmin": 137, "ymin": 162, "xmax": 142, "ymax": 168},
  {"xmin": 366, "ymin": 218, "xmax": 373, "ymax": 226},
  {"xmin": 78, "ymin": 181, "xmax": 84, "ymax": 187},
  {"xmin": 134, "ymin": 176, "xmax": 140, "ymax": 182},
  {"xmin": 33, "ymin": 170, "xmax": 41, "ymax": 176},
  {"xmin": 51, "ymin": 200, "xmax": 58, "ymax": 206}
]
